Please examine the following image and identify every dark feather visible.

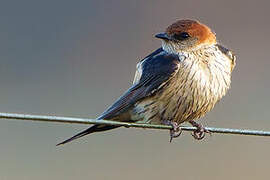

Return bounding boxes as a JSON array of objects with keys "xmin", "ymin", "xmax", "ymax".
[
  {"xmin": 56, "ymin": 125, "xmax": 118, "ymax": 146},
  {"xmin": 216, "ymin": 44, "xmax": 236, "ymax": 63},
  {"xmin": 57, "ymin": 48, "xmax": 180, "ymax": 145},
  {"xmin": 99, "ymin": 48, "xmax": 180, "ymax": 120}
]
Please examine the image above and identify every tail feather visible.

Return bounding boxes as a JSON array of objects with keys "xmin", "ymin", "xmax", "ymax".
[{"xmin": 56, "ymin": 125, "xmax": 119, "ymax": 146}]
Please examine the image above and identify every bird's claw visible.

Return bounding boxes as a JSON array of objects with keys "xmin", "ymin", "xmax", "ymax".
[
  {"xmin": 189, "ymin": 120, "xmax": 211, "ymax": 140},
  {"xmin": 162, "ymin": 120, "xmax": 182, "ymax": 142}
]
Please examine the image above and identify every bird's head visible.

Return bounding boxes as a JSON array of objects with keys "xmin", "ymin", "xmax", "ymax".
[{"xmin": 156, "ymin": 19, "xmax": 216, "ymax": 53}]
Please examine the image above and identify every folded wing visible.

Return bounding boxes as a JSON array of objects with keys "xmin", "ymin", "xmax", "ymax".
[
  {"xmin": 57, "ymin": 48, "xmax": 181, "ymax": 145},
  {"xmin": 99, "ymin": 48, "xmax": 180, "ymax": 120}
]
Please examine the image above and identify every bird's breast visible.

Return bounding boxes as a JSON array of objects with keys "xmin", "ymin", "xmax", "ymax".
[
  {"xmin": 132, "ymin": 50, "xmax": 232, "ymax": 125},
  {"xmin": 160, "ymin": 51, "xmax": 232, "ymax": 123}
]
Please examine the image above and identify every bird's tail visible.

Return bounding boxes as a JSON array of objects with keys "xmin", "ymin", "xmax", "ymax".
[{"xmin": 56, "ymin": 125, "xmax": 119, "ymax": 146}]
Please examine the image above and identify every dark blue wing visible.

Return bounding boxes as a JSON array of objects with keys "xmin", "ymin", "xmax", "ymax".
[
  {"xmin": 99, "ymin": 48, "xmax": 180, "ymax": 120},
  {"xmin": 56, "ymin": 48, "xmax": 181, "ymax": 145}
]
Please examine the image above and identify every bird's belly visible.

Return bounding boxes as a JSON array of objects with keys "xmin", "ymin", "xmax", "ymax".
[
  {"xmin": 131, "ymin": 50, "xmax": 232, "ymax": 125},
  {"xmin": 158, "ymin": 77, "xmax": 221, "ymax": 124},
  {"xmin": 131, "ymin": 77, "xmax": 225, "ymax": 125}
]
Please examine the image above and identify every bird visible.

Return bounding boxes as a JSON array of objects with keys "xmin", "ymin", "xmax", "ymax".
[{"xmin": 57, "ymin": 19, "xmax": 236, "ymax": 145}]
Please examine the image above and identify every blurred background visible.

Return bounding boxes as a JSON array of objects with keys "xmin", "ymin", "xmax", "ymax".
[{"xmin": 0, "ymin": 0, "xmax": 269, "ymax": 179}]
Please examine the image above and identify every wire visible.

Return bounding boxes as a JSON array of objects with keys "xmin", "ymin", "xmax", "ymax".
[{"xmin": 0, "ymin": 112, "xmax": 270, "ymax": 137}]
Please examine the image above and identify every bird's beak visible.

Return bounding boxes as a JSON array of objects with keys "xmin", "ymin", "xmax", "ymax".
[{"xmin": 155, "ymin": 33, "xmax": 171, "ymax": 41}]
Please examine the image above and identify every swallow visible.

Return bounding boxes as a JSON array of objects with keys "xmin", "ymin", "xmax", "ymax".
[{"xmin": 57, "ymin": 19, "xmax": 235, "ymax": 145}]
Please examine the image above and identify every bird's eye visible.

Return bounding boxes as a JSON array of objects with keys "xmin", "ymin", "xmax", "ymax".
[{"xmin": 173, "ymin": 32, "xmax": 190, "ymax": 40}]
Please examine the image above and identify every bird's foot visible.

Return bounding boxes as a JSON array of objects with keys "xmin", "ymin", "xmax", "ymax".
[
  {"xmin": 162, "ymin": 120, "xmax": 182, "ymax": 142},
  {"xmin": 189, "ymin": 120, "xmax": 211, "ymax": 140}
]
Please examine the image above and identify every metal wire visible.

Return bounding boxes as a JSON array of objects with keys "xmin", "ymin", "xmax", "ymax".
[{"xmin": 0, "ymin": 112, "xmax": 270, "ymax": 137}]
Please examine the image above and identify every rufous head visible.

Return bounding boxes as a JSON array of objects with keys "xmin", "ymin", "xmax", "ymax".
[{"xmin": 156, "ymin": 19, "xmax": 216, "ymax": 52}]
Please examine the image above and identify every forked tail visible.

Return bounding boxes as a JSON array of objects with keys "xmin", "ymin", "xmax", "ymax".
[{"xmin": 56, "ymin": 125, "xmax": 119, "ymax": 146}]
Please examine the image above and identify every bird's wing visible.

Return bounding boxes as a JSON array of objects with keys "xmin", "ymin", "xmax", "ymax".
[
  {"xmin": 98, "ymin": 48, "xmax": 181, "ymax": 120},
  {"xmin": 216, "ymin": 44, "xmax": 236, "ymax": 71},
  {"xmin": 56, "ymin": 48, "xmax": 181, "ymax": 145}
]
